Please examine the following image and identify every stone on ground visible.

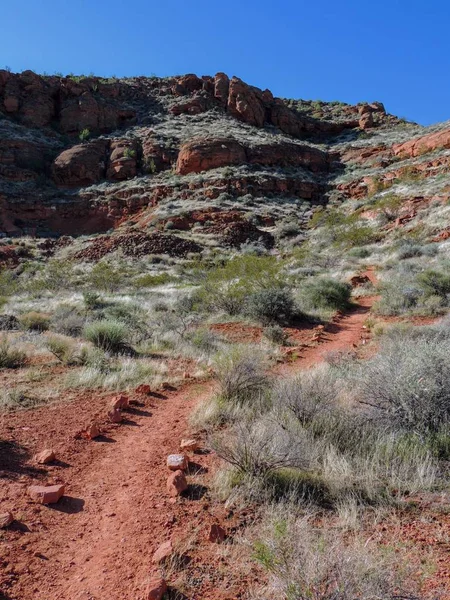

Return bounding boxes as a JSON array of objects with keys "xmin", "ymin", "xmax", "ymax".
[
  {"xmin": 152, "ymin": 540, "xmax": 173, "ymax": 564},
  {"xmin": 166, "ymin": 470, "xmax": 188, "ymax": 497},
  {"xmin": 35, "ymin": 449, "xmax": 56, "ymax": 464},
  {"xmin": 28, "ymin": 484, "xmax": 65, "ymax": 504},
  {"xmin": 145, "ymin": 577, "xmax": 167, "ymax": 600},
  {"xmin": 207, "ymin": 523, "xmax": 226, "ymax": 543},
  {"xmin": 167, "ymin": 454, "xmax": 188, "ymax": 471}
]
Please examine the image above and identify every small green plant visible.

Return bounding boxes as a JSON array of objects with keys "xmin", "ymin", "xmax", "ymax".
[
  {"xmin": 83, "ymin": 291, "xmax": 104, "ymax": 310},
  {"xmin": 79, "ymin": 128, "xmax": 91, "ymax": 142},
  {"xmin": 83, "ymin": 319, "xmax": 129, "ymax": 353},
  {"xmin": 123, "ymin": 147, "xmax": 136, "ymax": 159}
]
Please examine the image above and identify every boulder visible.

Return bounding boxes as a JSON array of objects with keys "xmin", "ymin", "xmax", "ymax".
[
  {"xmin": 393, "ymin": 128, "xmax": 450, "ymax": 158},
  {"xmin": 52, "ymin": 139, "xmax": 109, "ymax": 187},
  {"xmin": 85, "ymin": 422, "xmax": 101, "ymax": 440},
  {"xmin": 28, "ymin": 484, "xmax": 65, "ymax": 504},
  {"xmin": 166, "ymin": 470, "xmax": 188, "ymax": 497},
  {"xmin": 34, "ymin": 449, "xmax": 56, "ymax": 465},
  {"xmin": 359, "ymin": 112, "xmax": 374, "ymax": 130},
  {"xmin": 171, "ymin": 74, "xmax": 203, "ymax": 96},
  {"xmin": 167, "ymin": 454, "xmax": 188, "ymax": 471}
]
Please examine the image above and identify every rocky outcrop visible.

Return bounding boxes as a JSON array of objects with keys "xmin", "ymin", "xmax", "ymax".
[
  {"xmin": 106, "ymin": 138, "xmax": 138, "ymax": 180},
  {"xmin": 0, "ymin": 70, "xmax": 136, "ymax": 134},
  {"xmin": 176, "ymin": 137, "xmax": 328, "ymax": 175},
  {"xmin": 393, "ymin": 128, "xmax": 450, "ymax": 157},
  {"xmin": 227, "ymin": 77, "xmax": 266, "ymax": 127}
]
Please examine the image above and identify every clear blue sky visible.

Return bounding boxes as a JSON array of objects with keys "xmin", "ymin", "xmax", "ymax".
[{"xmin": 1, "ymin": 0, "xmax": 449, "ymax": 125}]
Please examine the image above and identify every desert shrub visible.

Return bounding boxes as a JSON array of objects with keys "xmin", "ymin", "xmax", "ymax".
[
  {"xmin": 133, "ymin": 272, "xmax": 174, "ymax": 288},
  {"xmin": 185, "ymin": 327, "xmax": 223, "ymax": 355},
  {"xmin": 263, "ymin": 324, "xmax": 288, "ymax": 345},
  {"xmin": 215, "ymin": 346, "xmax": 271, "ymax": 404},
  {"xmin": 416, "ymin": 269, "xmax": 450, "ymax": 299},
  {"xmin": 0, "ymin": 336, "xmax": 27, "ymax": 368},
  {"xmin": 83, "ymin": 291, "xmax": 104, "ymax": 310},
  {"xmin": 83, "ymin": 319, "xmax": 129, "ymax": 353},
  {"xmin": 193, "ymin": 255, "xmax": 284, "ymax": 316},
  {"xmin": 19, "ymin": 311, "xmax": 50, "ymax": 332},
  {"xmin": 375, "ymin": 279, "xmax": 422, "ymax": 315},
  {"xmin": 334, "ymin": 223, "xmax": 379, "ymax": 248},
  {"xmin": 99, "ymin": 302, "xmax": 149, "ymax": 342},
  {"xmin": 245, "ymin": 287, "xmax": 296, "ymax": 325},
  {"xmin": 299, "ymin": 278, "xmax": 351, "ymax": 311},
  {"xmin": 86, "ymin": 262, "xmax": 124, "ymax": 292},
  {"xmin": 274, "ymin": 366, "xmax": 339, "ymax": 427},
  {"xmin": 51, "ymin": 304, "xmax": 85, "ymax": 336},
  {"xmin": 276, "ymin": 221, "xmax": 301, "ymax": 239},
  {"xmin": 253, "ymin": 509, "xmax": 402, "ymax": 600},
  {"xmin": 396, "ymin": 241, "xmax": 438, "ymax": 260},
  {"xmin": 45, "ymin": 335, "xmax": 78, "ymax": 365},
  {"xmin": 212, "ymin": 416, "xmax": 310, "ymax": 478},
  {"xmin": 358, "ymin": 334, "xmax": 450, "ymax": 435},
  {"xmin": 346, "ymin": 246, "xmax": 371, "ymax": 259}
]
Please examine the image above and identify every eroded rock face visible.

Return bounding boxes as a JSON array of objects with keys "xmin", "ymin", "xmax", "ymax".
[
  {"xmin": 52, "ymin": 139, "xmax": 109, "ymax": 187},
  {"xmin": 176, "ymin": 137, "xmax": 247, "ymax": 174},
  {"xmin": 176, "ymin": 137, "xmax": 328, "ymax": 175}
]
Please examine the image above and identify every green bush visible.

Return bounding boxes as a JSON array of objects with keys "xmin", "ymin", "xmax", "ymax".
[
  {"xmin": 245, "ymin": 287, "xmax": 296, "ymax": 325},
  {"xmin": 79, "ymin": 128, "xmax": 90, "ymax": 142},
  {"xmin": 83, "ymin": 320, "xmax": 129, "ymax": 353},
  {"xmin": 263, "ymin": 325, "xmax": 288, "ymax": 345},
  {"xmin": 300, "ymin": 278, "xmax": 351, "ymax": 311},
  {"xmin": 416, "ymin": 269, "xmax": 450, "ymax": 299},
  {"xmin": 19, "ymin": 311, "xmax": 50, "ymax": 332}
]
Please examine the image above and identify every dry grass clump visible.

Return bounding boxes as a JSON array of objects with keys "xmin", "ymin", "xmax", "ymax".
[{"xmin": 0, "ymin": 336, "xmax": 27, "ymax": 369}]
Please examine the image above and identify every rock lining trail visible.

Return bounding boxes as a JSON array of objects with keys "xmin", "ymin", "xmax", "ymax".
[{"xmin": 8, "ymin": 290, "xmax": 448, "ymax": 600}]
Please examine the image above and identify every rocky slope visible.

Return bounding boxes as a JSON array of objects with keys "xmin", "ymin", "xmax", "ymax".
[{"xmin": 1, "ymin": 69, "xmax": 449, "ymax": 254}]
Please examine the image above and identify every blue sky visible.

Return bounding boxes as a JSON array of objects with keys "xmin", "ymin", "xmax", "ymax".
[{"xmin": 1, "ymin": 0, "xmax": 449, "ymax": 125}]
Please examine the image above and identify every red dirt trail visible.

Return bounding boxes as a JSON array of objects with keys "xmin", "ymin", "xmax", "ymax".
[{"xmin": 1, "ymin": 290, "xmax": 448, "ymax": 599}]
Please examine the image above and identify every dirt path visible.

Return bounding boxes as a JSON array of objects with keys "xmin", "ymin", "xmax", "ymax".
[
  {"xmin": 8, "ymin": 290, "xmax": 440, "ymax": 600},
  {"xmin": 1, "ymin": 382, "xmax": 243, "ymax": 600}
]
